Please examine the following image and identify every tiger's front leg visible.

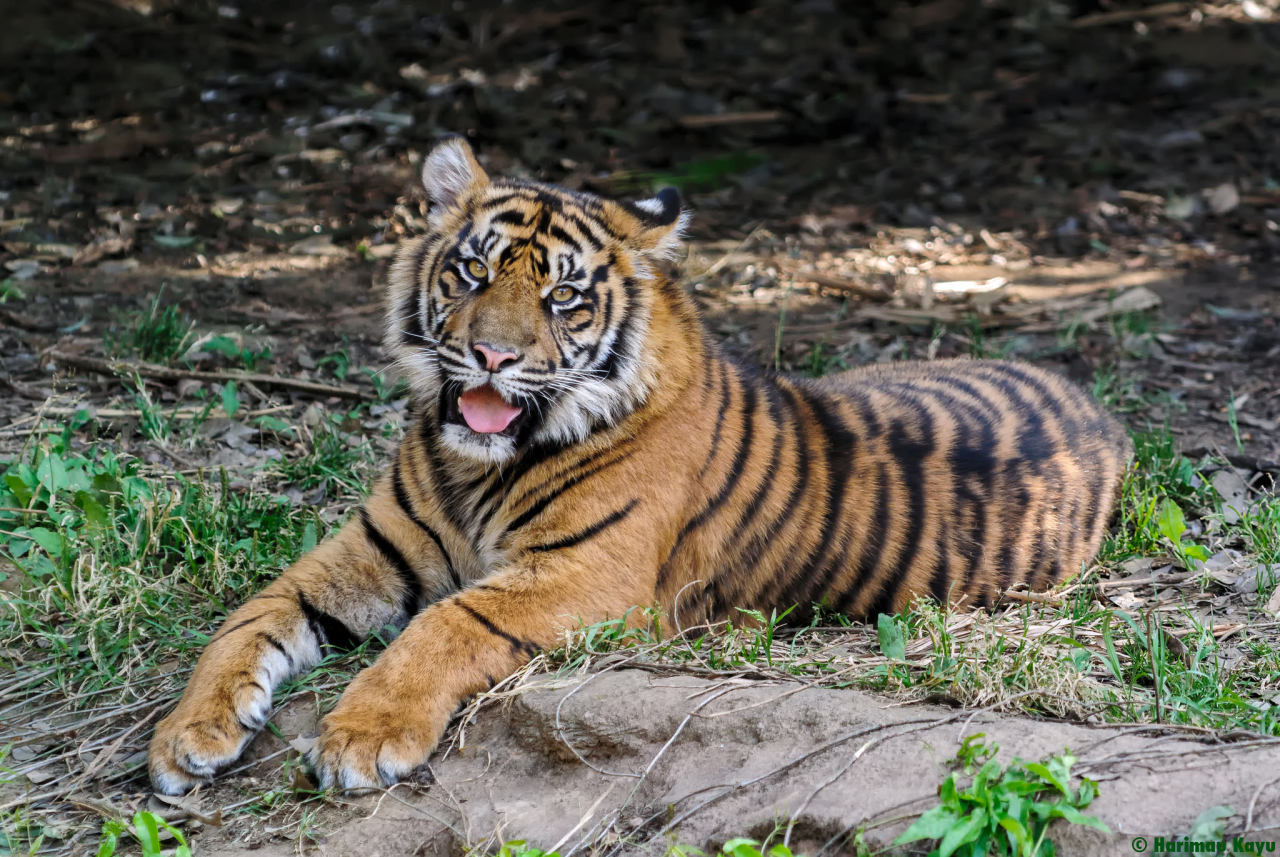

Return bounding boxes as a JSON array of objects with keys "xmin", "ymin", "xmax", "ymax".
[
  {"xmin": 309, "ymin": 540, "xmax": 652, "ymax": 790},
  {"xmin": 148, "ymin": 469, "xmax": 453, "ymax": 794}
]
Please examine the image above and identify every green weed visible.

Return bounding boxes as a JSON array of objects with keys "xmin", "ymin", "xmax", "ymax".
[
  {"xmin": 1098, "ymin": 428, "xmax": 1210, "ymax": 564},
  {"xmin": 0, "ymin": 277, "xmax": 24, "ymax": 303},
  {"xmin": 97, "ymin": 810, "xmax": 192, "ymax": 857},
  {"xmin": 894, "ymin": 734, "xmax": 1107, "ymax": 856},
  {"xmin": 804, "ymin": 342, "xmax": 847, "ymax": 378},
  {"xmin": 106, "ymin": 290, "xmax": 194, "ymax": 364},
  {"xmin": 202, "ymin": 333, "xmax": 272, "ymax": 371},
  {"xmin": 610, "ymin": 152, "xmax": 768, "ymax": 194},
  {"xmin": 1155, "ymin": 498, "xmax": 1210, "ymax": 570}
]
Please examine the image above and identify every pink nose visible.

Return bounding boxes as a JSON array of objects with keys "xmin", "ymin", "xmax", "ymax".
[{"xmin": 473, "ymin": 342, "xmax": 520, "ymax": 372}]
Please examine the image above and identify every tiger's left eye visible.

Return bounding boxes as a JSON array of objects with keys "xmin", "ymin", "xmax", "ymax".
[
  {"xmin": 549, "ymin": 285, "xmax": 577, "ymax": 304},
  {"xmin": 465, "ymin": 260, "xmax": 488, "ymax": 280}
]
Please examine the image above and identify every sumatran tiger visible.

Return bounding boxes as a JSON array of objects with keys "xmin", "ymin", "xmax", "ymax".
[{"xmin": 148, "ymin": 136, "xmax": 1132, "ymax": 794}]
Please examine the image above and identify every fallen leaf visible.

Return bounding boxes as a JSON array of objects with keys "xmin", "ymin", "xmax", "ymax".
[
  {"xmin": 1206, "ymin": 183, "xmax": 1240, "ymax": 215},
  {"xmin": 290, "ymin": 234, "xmax": 346, "ymax": 256},
  {"xmin": 1211, "ymin": 469, "xmax": 1251, "ymax": 525}
]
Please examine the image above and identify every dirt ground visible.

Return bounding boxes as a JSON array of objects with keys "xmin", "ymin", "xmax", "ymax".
[
  {"xmin": 185, "ymin": 668, "xmax": 1280, "ymax": 857},
  {"xmin": 3, "ymin": 0, "xmax": 1280, "ymax": 854}
]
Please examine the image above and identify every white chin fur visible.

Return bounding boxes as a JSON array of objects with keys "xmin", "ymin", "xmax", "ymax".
[{"xmin": 439, "ymin": 423, "xmax": 518, "ymax": 465}]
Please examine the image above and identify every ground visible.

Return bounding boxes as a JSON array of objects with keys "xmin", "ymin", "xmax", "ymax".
[{"xmin": 2, "ymin": 1, "xmax": 1280, "ymax": 855}]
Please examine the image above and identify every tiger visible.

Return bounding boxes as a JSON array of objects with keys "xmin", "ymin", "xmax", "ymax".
[{"xmin": 148, "ymin": 136, "xmax": 1132, "ymax": 794}]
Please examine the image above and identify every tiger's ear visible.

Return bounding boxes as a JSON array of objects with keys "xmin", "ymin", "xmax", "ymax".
[
  {"xmin": 421, "ymin": 136, "xmax": 489, "ymax": 227},
  {"xmin": 621, "ymin": 187, "xmax": 688, "ymax": 260}
]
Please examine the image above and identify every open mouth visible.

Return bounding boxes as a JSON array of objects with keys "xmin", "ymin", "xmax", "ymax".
[{"xmin": 443, "ymin": 384, "xmax": 529, "ymax": 439}]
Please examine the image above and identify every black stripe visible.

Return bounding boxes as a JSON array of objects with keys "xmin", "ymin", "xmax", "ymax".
[
  {"xmin": 985, "ymin": 363, "xmax": 1079, "ymax": 437},
  {"xmin": 297, "ymin": 592, "xmax": 358, "ymax": 651},
  {"xmin": 975, "ymin": 369, "xmax": 1054, "ymax": 466},
  {"xmin": 258, "ymin": 631, "xmax": 295, "ymax": 670},
  {"xmin": 716, "ymin": 382, "xmax": 813, "ymax": 614},
  {"xmin": 560, "ymin": 211, "xmax": 606, "ymax": 250},
  {"xmin": 477, "ymin": 190, "xmax": 538, "ymax": 211},
  {"xmin": 829, "ymin": 461, "xmax": 888, "ymax": 617},
  {"xmin": 212, "ymin": 613, "xmax": 266, "ymax": 642},
  {"xmin": 696, "ymin": 364, "xmax": 733, "ymax": 479},
  {"xmin": 456, "ymin": 600, "xmax": 538, "ymax": 656},
  {"xmin": 890, "ymin": 376, "xmax": 995, "ymax": 596},
  {"xmin": 509, "ymin": 445, "xmax": 614, "ymax": 512},
  {"xmin": 657, "ymin": 371, "xmax": 759, "ymax": 587},
  {"xmin": 776, "ymin": 385, "xmax": 857, "ymax": 611},
  {"xmin": 504, "ymin": 448, "xmax": 634, "ymax": 536},
  {"xmin": 704, "ymin": 383, "xmax": 786, "ymax": 609},
  {"xmin": 701, "ymin": 383, "xmax": 798, "ymax": 619},
  {"xmin": 436, "ymin": 350, "xmax": 471, "ymax": 372},
  {"xmin": 526, "ymin": 498, "xmax": 640, "ymax": 553},
  {"xmin": 421, "ymin": 430, "xmax": 470, "ymax": 535},
  {"xmin": 601, "ymin": 275, "xmax": 639, "ymax": 380},
  {"xmin": 491, "ymin": 209, "xmax": 530, "ymax": 227},
  {"xmin": 929, "ymin": 522, "xmax": 953, "ymax": 606},
  {"xmin": 393, "ymin": 458, "xmax": 461, "ymax": 591},
  {"xmin": 934, "ymin": 377, "xmax": 1002, "ymax": 587},
  {"xmin": 995, "ymin": 484, "xmax": 1032, "ymax": 590},
  {"xmin": 548, "ymin": 224, "xmax": 584, "ymax": 252},
  {"xmin": 973, "ymin": 373, "xmax": 1047, "ymax": 588},
  {"xmin": 399, "ymin": 290, "xmax": 425, "ymax": 347},
  {"xmin": 864, "ymin": 405, "xmax": 936, "ymax": 618},
  {"xmin": 471, "ymin": 437, "xmax": 583, "ymax": 533},
  {"xmin": 360, "ymin": 508, "xmax": 423, "ymax": 617}
]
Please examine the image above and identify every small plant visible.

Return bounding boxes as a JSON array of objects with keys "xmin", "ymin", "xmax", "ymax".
[
  {"xmin": 97, "ymin": 811, "xmax": 192, "ymax": 857},
  {"xmin": 1224, "ymin": 391, "xmax": 1246, "ymax": 455},
  {"xmin": 492, "ymin": 842, "xmax": 559, "ymax": 857},
  {"xmin": 610, "ymin": 152, "xmax": 768, "ymax": 194},
  {"xmin": 894, "ymin": 734, "xmax": 1107, "ymax": 856},
  {"xmin": 717, "ymin": 839, "xmax": 795, "ymax": 857},
  {"xmin": 0, "ymin": 277, "xmax": 24, "ymax": 303},
  {"xmin": 1156, "ymin": 498, "xmax": 1209, "ymax": 570},
  {"xmin": 221, "ymin": 380, "xmax": 241, "ymax": 418},
  {"xmin": 317, "ymin": 349, "xmax": 351, "ymax": 381},
  {"xmin": 805, "ymin": 342, "xmax": 847, "ymax": 378},
  {"xmin": 202, "ymin": 334, "xmax": 272, "ymax": 371},
  {"xmin": 107, "ymin": 290, "xmax": 194, "ymax": 364}
]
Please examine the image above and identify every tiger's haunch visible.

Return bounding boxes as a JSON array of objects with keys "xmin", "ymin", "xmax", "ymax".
[{"xmin": 148, "ymin": 136, "xmax": 1131, "ymax": 795}]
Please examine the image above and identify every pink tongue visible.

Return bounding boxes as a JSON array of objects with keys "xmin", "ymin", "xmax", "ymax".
[{"xmin": 458, "ymin": 386, "xmax": 523, "ymax": 434}]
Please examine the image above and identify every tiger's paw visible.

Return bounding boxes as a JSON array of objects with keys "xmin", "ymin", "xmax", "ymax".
[
  {"xmin": 148, "ymin": 709, "xmax": 265, "ymax": 795},
  {"xmin": 309, "ymin": 687, "xmax": 444, "ymax": 791},
  {"xmin": 148, "ymin": 681, "xmax": 272, "ymax": 794}
]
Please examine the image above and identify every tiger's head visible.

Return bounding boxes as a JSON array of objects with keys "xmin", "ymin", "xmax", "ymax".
[{"xmin": 386, "ymin": 137, "xmax": 689, "ymax": 465}]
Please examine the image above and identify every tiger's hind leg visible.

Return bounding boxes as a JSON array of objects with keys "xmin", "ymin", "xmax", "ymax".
[{"xmin": 148, "ymin": 472, "xmax": 452, "ymax": 794}]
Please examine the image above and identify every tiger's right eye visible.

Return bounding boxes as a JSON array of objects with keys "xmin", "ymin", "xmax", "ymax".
[{"xmin": 465, "ymin": 260, "xmax": 488, "ymax": 280}]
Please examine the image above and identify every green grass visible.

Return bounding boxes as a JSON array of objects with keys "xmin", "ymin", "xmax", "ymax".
[
  {"xmin": 0, "ymin": 421, "xmax": 323, "ymax": 693},
  {"xmin": 105, "ymin": 290, "xmax": 194, "ymax": 364},
  {"xmin": 269, "ymin": 409, "xmax": 380, "ymax": 499}
]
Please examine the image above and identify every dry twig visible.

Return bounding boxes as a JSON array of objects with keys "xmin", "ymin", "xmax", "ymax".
[{"xmin": 47, "ymin": 350, "xmax": 375, "ymax": 400}]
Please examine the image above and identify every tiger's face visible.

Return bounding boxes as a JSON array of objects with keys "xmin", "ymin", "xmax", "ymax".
[{"xmin": 387, "ymin": 137, "xmax": 686, "ymax": 465}]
